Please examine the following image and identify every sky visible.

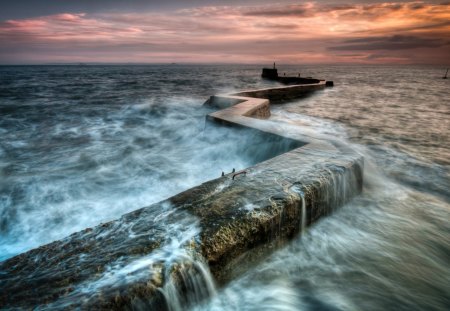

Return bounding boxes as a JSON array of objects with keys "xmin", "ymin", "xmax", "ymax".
[{"xmin": 0, "ymin": 1, "xmax": 449, "ymax": 64}]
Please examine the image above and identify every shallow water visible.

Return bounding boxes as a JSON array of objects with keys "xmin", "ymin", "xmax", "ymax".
[{"xmin": 0, "ymin": 64, "xmax": 449, "ymax": 310}]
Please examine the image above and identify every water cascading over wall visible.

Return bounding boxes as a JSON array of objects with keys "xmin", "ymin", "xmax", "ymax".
[{"xmin": 0, "ymin": 81, "xmax": 363, "ymax": 310}]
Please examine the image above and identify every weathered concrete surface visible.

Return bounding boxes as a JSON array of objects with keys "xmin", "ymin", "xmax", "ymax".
[
  {"xmin": 204, "ymin": 82, "xmax": 327, "ymax": 110},
  {"xmin": 233, "ymin": 81, "xmax": 327, "ymax": 101},
  {"xmin": 0, "ymin": 81, "xmax": 363, "ymax": 310}
]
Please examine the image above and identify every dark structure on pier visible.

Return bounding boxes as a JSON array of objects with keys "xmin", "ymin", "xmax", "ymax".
[{"xmin": 261, "ymin": 63, "xmax": 323, "ymax": 85}]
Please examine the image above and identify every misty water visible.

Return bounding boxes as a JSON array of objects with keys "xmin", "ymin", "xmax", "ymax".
[{"xmin": 0, "ymin": 64, "xmax": 449, "ymax": 310}]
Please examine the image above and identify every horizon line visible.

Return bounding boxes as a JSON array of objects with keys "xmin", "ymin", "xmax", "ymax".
[{"xmin": 1, "ymin": 62, "xmax": 449, "ymax": 67}]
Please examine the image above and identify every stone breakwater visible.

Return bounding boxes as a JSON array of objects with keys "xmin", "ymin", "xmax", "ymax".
[{"xmin": 0, "ymin": 81, "xmax": 363, "ymax": 310}]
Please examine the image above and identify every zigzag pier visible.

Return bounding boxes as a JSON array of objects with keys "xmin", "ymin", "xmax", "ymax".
[{"xmin": 0, "ymin": 80, "xmax": 363, "ymax": 310}]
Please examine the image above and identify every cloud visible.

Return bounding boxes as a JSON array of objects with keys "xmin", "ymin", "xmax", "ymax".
[
  {"xmin": 330, "ymin": 35, "xmax": 448, "ymax": 51},
  {"xmin": 0, "ymin": 1, "xmax": 449, "ymax": 64},
  {"xmin": 238, "ymin": 2, "xmax": 406, "ymax": 20},
  {"xmin": 252, "ymin": 22, "xmax": 300, "ymax": 30},
  {"xmin": 241, "ymin": 3, "xmax": 315, "ymax": 17}
]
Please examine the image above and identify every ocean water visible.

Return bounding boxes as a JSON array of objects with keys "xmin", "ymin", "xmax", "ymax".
[{"xmin": 0, "ymin": 64, "xmax": 449, "ymax": 310}]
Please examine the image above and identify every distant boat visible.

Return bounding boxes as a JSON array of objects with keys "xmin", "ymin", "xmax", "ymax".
[{"xmin": 443, "ymin": 68, "xmax": 448, "ymax": 79}]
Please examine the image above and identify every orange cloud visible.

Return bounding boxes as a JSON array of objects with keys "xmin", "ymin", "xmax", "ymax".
[{"xmin": 0, "ymin": 2, "xmax": 449, "ymax": 64}]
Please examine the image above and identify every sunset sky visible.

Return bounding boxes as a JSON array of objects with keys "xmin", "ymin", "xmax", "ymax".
[{"xmin": 0, "ymin": 1, "xmax": 449, "ymax": 64}]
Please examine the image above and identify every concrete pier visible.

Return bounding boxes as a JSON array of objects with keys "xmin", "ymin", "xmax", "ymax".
[{"xmin": 0, "ymin": 81, "xmax": 363, "ymax": 310}]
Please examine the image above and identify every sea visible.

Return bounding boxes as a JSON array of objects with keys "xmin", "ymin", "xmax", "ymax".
[{"xmin": 0, "ymin": 64, "xmax": 449, "ymax": 310}]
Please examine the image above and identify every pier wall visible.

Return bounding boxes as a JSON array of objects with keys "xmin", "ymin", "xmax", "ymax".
[
  {"xmin": 232, "ymin": 81, "xmax": 326, "ymax": 101},
  {"xmin": 0, "ymin": 81, "xmax": 363, "ymax": 310}
]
